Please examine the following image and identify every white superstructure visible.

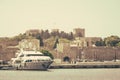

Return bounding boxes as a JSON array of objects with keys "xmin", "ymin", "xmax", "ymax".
[{"xmin": 10, "ymin": 50, "xmax": 53, "ymax": 70}]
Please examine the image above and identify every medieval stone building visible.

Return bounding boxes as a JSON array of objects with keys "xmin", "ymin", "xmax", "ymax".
[
  {"xmin": 0, "ymin": 39, "xmax": 19, "ymax": 61},
  {"xmin": 0, "ymin": 28, "xmax": 120, "ymax": 63},
  {"xmin": 56, "ymin": 41, "xmax": 120, "ymax": 63},
  {"xmin": 18, "ymin": 38, "xmax": 40, "ymax": 51},
  {"xmin": 54, "ymin": 28, "xmax": 120, "ymax": 63}
]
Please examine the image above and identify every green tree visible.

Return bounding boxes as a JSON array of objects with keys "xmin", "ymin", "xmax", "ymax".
[
  {"xmin": 95, "ymin": 40, "xmax": 105, "ymax": 46},
  {"xmin": 43, "ymin": 30, "xmax": 50, "ymax": 39},
  {"xmin": 67, "ymin": 32, "xmax": 74, "ymax": 40},
  {"xmin": 41, "ymin": 50, "xmax": 54, "ymax": 59},
  {"xmin": 53, "ymin": 37, "xmax": 59, "ymax": 49},
  {"xmin": 36, "ymin": 34, "xmax": 44, "ymax": 46},
  {"xmin": 104, "ymin": 35, "xmax": 120, "ymax": 47},
  {"xmin": 59, "ymin": 31, "xmax": 66, "ymax": 38},
  {"xmin": 51, "ymin": 31, "xmax": 59, "ymax": 37},
  {"xmin": 116, "ymin": 42, "xmax": 120, "ymax": 47}
]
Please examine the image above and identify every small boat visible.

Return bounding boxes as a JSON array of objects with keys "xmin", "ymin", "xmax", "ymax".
[{"xmin": 10, "ymin": 50, "xmax": 53, "ymax": 70}]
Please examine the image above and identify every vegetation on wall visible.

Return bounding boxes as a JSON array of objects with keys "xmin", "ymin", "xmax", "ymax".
[
  {"xmin": 41, "ymin": 49, "xmax": 54, "ymax": 59},
  {"xmin": 104, "ymin": 35, "xmax": 120, "ymax": 47},
  {"xmin": 95, "ymin": 35, "xmax": 120, "ymax": 47}
]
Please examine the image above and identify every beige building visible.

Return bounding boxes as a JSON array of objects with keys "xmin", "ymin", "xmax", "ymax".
[
  {"xmin": 70, "ymin": 37, "xmax": 101, "ymax": 48},
  {"xmin": 70, "ymin": 37, "xmax": 87, "ymax": 48},
  {"xmin": 18, "ymin": 39, "xmax": 40, "ymax": 50}
]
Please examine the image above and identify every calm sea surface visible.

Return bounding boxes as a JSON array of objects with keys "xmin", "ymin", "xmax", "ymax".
[{"xmin": 0, "ymin": 69, "xmax": 120, "ymax": 80}]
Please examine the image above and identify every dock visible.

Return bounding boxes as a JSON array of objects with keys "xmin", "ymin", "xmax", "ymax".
[
  {"xmin": 50, "ymin": 62, "xmax": 120, "ymax": 69},
  {"xmin": 0, "ymin": 65, "xmax": 13, "ymax": 70},
  {"xmin": 1, "ymin": 62, "xmax": 120, "ymax": 70}
]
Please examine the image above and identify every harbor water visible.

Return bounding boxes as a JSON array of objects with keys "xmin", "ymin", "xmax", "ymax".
[{"xmin": 0, "ymin": 69, "xmax": 120, "ymax": 80}]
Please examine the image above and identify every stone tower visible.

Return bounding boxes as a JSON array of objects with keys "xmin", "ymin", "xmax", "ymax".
[{"xmin": 73, "ymin": 28, "xmax": 85, "ymax": 37}]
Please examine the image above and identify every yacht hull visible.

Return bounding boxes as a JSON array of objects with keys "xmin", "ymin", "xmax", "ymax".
[{"xmin": 14, "ymin": 61, "xmax": 53, "ymax": 70}]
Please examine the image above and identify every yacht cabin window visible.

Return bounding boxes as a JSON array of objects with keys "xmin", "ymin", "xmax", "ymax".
[{"xmin": 26, "ymin": 54, "xmax": 43, "ymax": 56}]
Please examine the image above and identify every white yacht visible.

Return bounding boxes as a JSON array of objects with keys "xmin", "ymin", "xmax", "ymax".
[{"xmin": 10, "ymin": 50, "xmax": 53, "ymax": 70}]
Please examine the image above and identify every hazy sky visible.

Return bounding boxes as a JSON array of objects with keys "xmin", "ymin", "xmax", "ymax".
[{"xmin": 0, "ymin": 0, "xmax": 120, "ymax": 38}]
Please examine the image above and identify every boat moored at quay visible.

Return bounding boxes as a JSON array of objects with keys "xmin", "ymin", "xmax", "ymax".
[{"xmin": 10, "ymin": 50, "xmax": 53, "ymax": 70}]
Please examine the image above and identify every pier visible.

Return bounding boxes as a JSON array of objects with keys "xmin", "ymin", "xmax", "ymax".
[
  {"xmin": 50, "ymin": 62, "xmax": 120, "ymax": 69},
  {"xmin": 0, "ymin": 65, "xmax": 13, "ymax": 70}
]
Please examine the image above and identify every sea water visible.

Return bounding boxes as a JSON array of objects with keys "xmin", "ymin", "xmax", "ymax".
[{"xmin": 0, "ymin": 69, "xmax": 120, "ymax": 80}]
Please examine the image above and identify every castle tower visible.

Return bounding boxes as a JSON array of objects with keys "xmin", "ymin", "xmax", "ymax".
[
  {"xmin": 73, "ymin": 28, "xmax": 85, "ymax": 37},
  {"xmin": 51, "ymin": 29, "xmax": 59, "ymax": 33}
]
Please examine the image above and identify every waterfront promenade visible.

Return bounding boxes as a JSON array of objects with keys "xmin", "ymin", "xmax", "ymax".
[{"xmin": 50, "ymin": 61, "xmax": 120, "ymax": 69}]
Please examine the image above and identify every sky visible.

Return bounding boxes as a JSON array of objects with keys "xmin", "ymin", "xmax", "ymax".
[{"xmin": 0, "ymin": 0, "xmax": 120, "ymax": 38}]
